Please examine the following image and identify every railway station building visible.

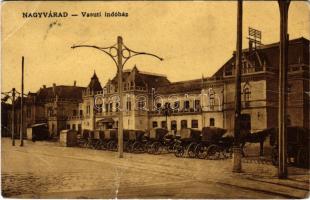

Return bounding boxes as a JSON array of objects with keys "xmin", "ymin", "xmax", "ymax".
[{"xmin": 8, "ymin": 37, "xmax": 309, "ymax": 137}]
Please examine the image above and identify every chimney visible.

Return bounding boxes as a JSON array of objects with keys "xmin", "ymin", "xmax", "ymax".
[
  {"xmin": 249, "ymin": 40, "xmax": 253, "ymax": 53},
  {"xmin": 52, "ymin": 83, "xmax": 56, "ymax": 94},
  {"xmin": 43, "ymin": 85, "xmax": 46, "ymax": 89},
  {"xmin": 74, "ymin": 80, "xmax": 76, "ymax": 86}
]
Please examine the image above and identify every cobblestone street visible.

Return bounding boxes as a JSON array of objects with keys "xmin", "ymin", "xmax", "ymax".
[{"xmin": 1, "ymin": 138, "xmax": 309, "ymax": 198}]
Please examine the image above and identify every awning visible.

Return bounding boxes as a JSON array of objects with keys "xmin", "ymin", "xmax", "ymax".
[
  {"xmin": 97, "ymin": 118, "xmax": 114, "ymax": 123},
  {"xmin": 31, "ymin": 123, "xmax": 47, "ymax": 128}
]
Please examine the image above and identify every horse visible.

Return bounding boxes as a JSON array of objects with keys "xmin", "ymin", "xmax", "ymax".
[{"xmin": 239, "ymin": 128, "xmax": 276, "ymax": 157}]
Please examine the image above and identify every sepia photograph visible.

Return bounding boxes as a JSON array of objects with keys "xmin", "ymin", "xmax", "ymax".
[{"xmin": 1, "ymin": 0, "xmax": 309, "ymax": 198}]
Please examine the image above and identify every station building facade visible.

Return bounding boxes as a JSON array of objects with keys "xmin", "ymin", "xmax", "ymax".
[
  {"xmin": 8, "ymin": 37, "xmax": 308, "ymax": 137},
  {"xmin": 66, "ymin": 37, "xmax": 309, "ymax": 135}
]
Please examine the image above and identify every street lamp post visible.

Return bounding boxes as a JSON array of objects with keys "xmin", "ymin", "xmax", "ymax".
[
  {"xmin": 72, "ymin": 36, "xmax": 163, "ymax": 158},
  {"xmin": 116, "ymin": 37, "xmax": 124, "ymax": 158},
  {"xmin": 278, "ymin": 0, "xmax": 290, "ymax": 179},
  {"xmin": 232, "ymin": 0, "xmax": 243, "ymax": 173},
  {"xmin": 12, "ymin": 88, "xmax": 16, "ymax": 146},
  {"xmin": 20, "ymin": 56, "xmax": 24, "ymax": 147}
]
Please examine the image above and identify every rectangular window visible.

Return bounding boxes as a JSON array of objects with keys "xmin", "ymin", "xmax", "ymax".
[
  {"xmin": 191, "ymin": 120, "xmax": 198, "ymax": 128},
  {"xmin": 152, "ymin": 121, "xmax": 158, "ymax": 128},
  {"xmin": 66, "ymin": 124, "xmax": 70, "ymax": 129},
  {"xmin": 181, "ymin": 120, "xmax": 188, "ymax": 129},
  {"xmin": 79, "ymin": 110, "xmax": 83, "ymax": 116},
  {"xmin": 171, "ymin": 120, "xmax": 177, "ymax": 131},
  {"xmin": 161, "ymin": 121, "xmax": 167, "ymax": 129},
  {"xmin": 73, "ymin": 110, "xmax": 77, "ymax": 116},
  {"xmin": 115, "ymin": 103, "xmax": 119, "ymax": 112},
  {"xmin": 194, "ymin": 100, "xmax": 200, "ymax": 111},
  {"xmin": 86, "ymin": 105, "xmax": 90, "ymax": 114},
  {"xmin": 105, "ymin": 104, "xmax": 109, "ymax": 112},
  {"xmin": 210, "ymin": 118, "xmax": 215, "ymax": 127},
  {"xmin": 126, "ymin": 101, "xmax": 131, "ymax": 111},
  {"xmin": 78, "ymin": 124, "xmax": 82, "ymax": 134},
  {"xmin": 27, "ymin": 107, "xmax": 31, "ymax": 118},
  {"xmin": 72, "ymin": 124, "xmax": 76, "ymax": 130},
  {"xmin": 184, "ymin": 101, "xmax": 190, "ymax": 110},
  {"xmin": 109, "ymin": 103, "xmax": 113, "ymax": 112}
]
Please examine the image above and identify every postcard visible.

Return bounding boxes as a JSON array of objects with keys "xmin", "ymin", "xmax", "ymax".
[{"xmin": 1, "ymin": 0, "xmax": 309, "ymax": 199}]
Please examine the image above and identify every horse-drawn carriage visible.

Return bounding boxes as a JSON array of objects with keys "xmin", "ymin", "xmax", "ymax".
[
  {"xmin": 123, "ymin": 129, "xmax": 146, "ymax": 153},
  {"xmin": 92, "ymin": 129, "xmax": 146, "ymax": 153},
  {"xmin": 145, "ymin": 128, "xmax": 169, "ymax": 154},
  {"xmin": 270, "ymin": 126, "xmax": 309, "ymax": 168},
  {"xmin": 77, "ymin": 129, "xmax": 96, "ymax": 148},
  {"xmin": 174, "ymin": 128, "xmax": 201, "ymax": 157},
  {"xmin": 195, "ymin": 127, "xmax": 233, "ymax": 159},
  {"xmin": 173, "ymin": 127, "xmax": 234, "ymax": 159}
]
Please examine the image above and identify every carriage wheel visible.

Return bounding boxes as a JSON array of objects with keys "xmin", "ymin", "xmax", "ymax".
[
  {"xmin": 186, "ymin": 143, "xmax": 197, "ymax": 158},
  {"xmin": 113, "ymin": 142, "xmax": 118, "ymax": 151},
  {"xmin": 99, "ymin": 141, "xmax": 106, "ymax": 150},
  {"xmin": 168, "ymin": 142, "xmax": 177, "ymax": 153},
  {"xmin": 195, "ymin": 143, "xmax": 208, "ymax": 159},
  {"xmin": 85, "ymin": 141, "xmax": 91, "ymax": 148},
  {"xmin": 107, "ymin": 141, "xmax": 116, "ymax": 151},
  {"xmin": 146, "ymin": 142, "xmax": 154, "ymax": 154},
  {"xmin": 123, "ymin": 141, "xmax": 129, "ymax": 152},
  {"xmin": 271, "ymin": 146, "xmax": 278, "ymax": 166},
  {"xmin": 152, "ymin": 142, "xmax": 162, "ymax": 155},
  {"xmin": 125, "ymin": 141, "xmax": 133, "ymax": 153},
  {"xmin": 91, "ymin": 140, "xmax": 97, "ymax": 149},
  {"xmin": 94, "ymin": 140, "xmax": 101, "ymax": 150},
  {"xmin": 106, "ymin": 141, "xmax": 112, "ymax": 150},
  {"xmin": 224, "ymin": 146, "xmax": 233, "ymax": 159},
  {"xmin": 132, "ymin": 141, "xmax": 145, "ymax": 154},
  {"xmin": 172, "ymin": 142, "xmax": 179, "ymax": 153},
  {"xmin": 206, "ymin": 144, "xmax": 221, "ymax": 160},
  {"xmin": 174, "ymin": 145, "xmax": 185, "ymax": 157},
  {"xmin": 297, "ymin": 147, "xmax": 309, "ymax": 168}
]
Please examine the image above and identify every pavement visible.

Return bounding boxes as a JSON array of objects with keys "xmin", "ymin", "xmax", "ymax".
[{"xmin": 1, "ymin": 138, "xmax": 309, "ymax": 199}]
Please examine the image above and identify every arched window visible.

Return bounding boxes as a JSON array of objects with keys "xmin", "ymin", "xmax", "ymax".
[
  {"xmin": 243, "ymin": 83, "xmax": 251, "ymax": 102},
  {"xmin": 208, "ymin": 88, "xmax": 215, "ymax": 110}
]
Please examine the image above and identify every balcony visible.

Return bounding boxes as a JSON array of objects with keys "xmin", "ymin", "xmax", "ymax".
[
  {"xmin": 96, "ymin": 112, "xmax": 118, "ymax": 117},
  {"xmin": 149, "ymin": 107, "xmax": 202, "ymax": 116},
  {"xmin": 67, "ymin": 116, "xmax": 83, "ymax": 120},
  {"xmin": 105, "ymin": 86, "xmax": 147, "ymax": 94}
]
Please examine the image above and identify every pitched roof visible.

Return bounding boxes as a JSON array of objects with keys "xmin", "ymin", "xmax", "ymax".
[
  {"xmin": 213, "ymin": 37, "xmax": 309, "ymax": 78},
  {"xmin": 87, "ymin": 71, "xmax": 103, "ymax": 92},
  {"xmin": 36, "ymin": 85, "xmax": 85, "ymax": 101},
  {"xmin": 108, "ymin": 66, "xmax": 170, "ymax": 89},
  {"xmin": 156, "ymin": 79, "xmax": 203, "ymax": 94}
]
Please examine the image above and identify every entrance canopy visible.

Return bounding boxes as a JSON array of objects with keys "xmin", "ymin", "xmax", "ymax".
[
  {"xmin": 97, "ymin": 118, "xmax": 114, "ymax": 124},
  {"xmin": 31, "ymin": 123, "xmax": 47, "ymax": 128}
]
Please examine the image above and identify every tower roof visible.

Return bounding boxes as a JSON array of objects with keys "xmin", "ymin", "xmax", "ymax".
[{"xmin": 88, "ymin": 71, "xmax": 102, "ymax": 92}]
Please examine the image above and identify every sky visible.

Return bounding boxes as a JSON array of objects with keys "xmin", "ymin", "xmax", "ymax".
[{"xmin": 2, "ymin": 1, "xmax": 309, "ymax": 93}]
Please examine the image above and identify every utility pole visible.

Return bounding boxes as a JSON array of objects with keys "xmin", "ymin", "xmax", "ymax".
[
  {"xmin": 12, "ymin": 88, "xmax": 16, "ymax": 146},
  {"xmin": 232, "ymin": 0, "xmax": 243, "ymax": 173},
  {"xmin": 278, "ymin": 0, "xmax": 290, "ymax": 179},
  {"xmin": 117, "ymin": 36, "xmax": 124, "ymax": 158},
  {"xmin": 20, "ymin": 56, "xmax": 24, "ymax": 147}
]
